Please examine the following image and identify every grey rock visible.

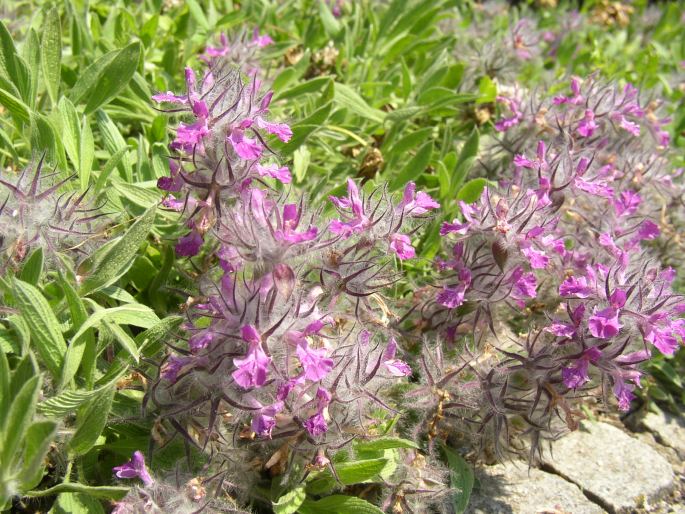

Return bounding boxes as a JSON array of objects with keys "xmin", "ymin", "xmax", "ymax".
[
  {"xmin": 641, "ymin": 410, "xmax": 685, "ymax": 457},
  {"xmin": 465, "ymin": 462, "xmax": 605, "ymax": 514},
  {"xmin": 542, "ymin": 421, "xmax": 675, "ymax": 513}
]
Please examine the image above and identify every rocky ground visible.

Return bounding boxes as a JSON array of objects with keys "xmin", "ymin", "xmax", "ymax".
[{"xmin": 465, "ymin": 408, "xmax": 685, "ymax": 514}]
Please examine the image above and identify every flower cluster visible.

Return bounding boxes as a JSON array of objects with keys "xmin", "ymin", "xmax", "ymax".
[
  {"xmin": 413, "ymin": 75, "xmax": 683, "ymax": 454},
  {"xmin": 111, "ymin": 451, "xmax": 246, "ymax": 513},
  {"xmin": 152, "ymin": 31, "xmax": 289, "ymax": 257},
  {"xmin": 148, "ymin": 29, "xmax": 441, "ymax": 495},
  {"xmin": 0, "ymin": 155, "xmax": 105, "ymax": 270}
]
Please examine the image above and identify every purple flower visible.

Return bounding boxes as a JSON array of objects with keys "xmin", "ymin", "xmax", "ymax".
[
  {"xmin": 152, "ymin": 91, "xmax": 188, "ymax": 104},
  {"xmin": 255, "ymin": 117, "xmax": 292, "ymax": 142},
  {"xmin": 274, "ymin": 204, "xmax": 318, "ymax": 244},
  {"xmin": 561, "ymin": 347, "xmax": 601, "ymax": 389},
  {"xmin": 251, "ymin": 28, "xmax": 273, "ymax": 47},
  {"xmin": 383, "ymin": 338, "xmax": 412, "ymax": 377},
  {"xmin": 229, "ymin": 130, "xmax": 263, "ymax": 160},
  {"xmin": 232, "ymin": 325, "xmax": 271, "ymax": 389},
  {"xmin": 574, "ymin": 178, "xmax": 614, "ymax": 198},
  {"xmin": 577, "ymin": 109, "xmax": 598, "ymax": 137},
  {"xmin": 613, "ymin": 190, "xmax": 642, "ymax": 216},
  {"xmin": 440, "ymin": 220, "xmax": 470, "ymax": 235},
  {"xmin": 189, "ymin": 330, "xmax": 215, "ymax": 352},
  {"xmin": 389, "ymin": 233, "xmax": 415, "ymax": 260},
  {"xmin": 398, "ymin": 182, "xmax": 440, "ymax": 215},
  {"xmin": 553, "ymin": 76, "xmax": 583, "ymax": 105},
  {"xmin": 559, "ymin": 275, "xmax": 592, "ymax": 298},
  {"xmin": 612, "ymin": 377, "xmax": 635, "ymax": 411},
  {"xmin": 329, "ymin": 179, "xmax": 369, "ymax": 237},
  {"xmin": 588, "ymin": 306, "xmax": 622, "ymax": 339},
  {"xmin": 251, "ymin": 401, "xmax": 284, "ymax": 438},
  {"xmin": 510, "ymin": 267, "xmax": 537, "ymax": 300},
  {"xmin": 637, "ymin": 220, "xmax": 660, "ymax": 241},
  {"xmin": 304, "ymin": 388, "xmax": 331, "ymax": 437},
  {"xmin": 113, "ymin": 451, "xmax": 154, "ymax": 486},
  {"xmin": 256, "ymin": 163, "xmax": 292, "ymax": 184},
  {"xmin": 437, "ymin": 286, "xmax": 465, "ymax": 309},
  {"xmin": 175, "ymin": 230, "xmax": 204, "ymax": 257},
  {"xmin": 296, "ymin": 341, "xmax": 334, "ymax": 381},
  {"xmin": 171, "ymin": 120, "xmax": 209, "ymax": 154},
  {"xmin": 521, "ymin": 246, "xmax": 549, "ymax": 269}
]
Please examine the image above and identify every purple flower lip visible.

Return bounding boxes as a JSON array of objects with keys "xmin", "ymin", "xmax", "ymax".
[{"xmin": 113, "ymin": 451, "xmax": 154, "ymax": 486}]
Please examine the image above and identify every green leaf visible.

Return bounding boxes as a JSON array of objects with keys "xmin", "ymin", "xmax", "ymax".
[
  {"xmin": 96, "ymin": 110, "xmax": 132, "ymax": 181},
  {"xmin": 13, "ymin": 279, "xmax": 67, "ymax": 379},
  {"xmin": 58, "ymin": 97, "xmax": 81, "ymax": 170},
  {"xmin": 19, "ymin": 248, "xmax": 44, "ymax": 285},
  {"xmin": 79, "ymin": 204, "xmax": 156, "ymax": 295},
  {"xmin": 0, "ymin": 351, "xmax": 9, "ymax": 423},
  {"xmin": 68, "ymin": 386, "xmax": 115, "ymax": 456},
  {"xmin": 456, "ymin": 178, "xmax": 488, "ymax": 204},
  {"xmin": 275, "ymin": 76, "xmax": 331, "ymax": 102},
  {"xmin": 94, "ymin": 147, "xmax": 127, "ymax": 193},
  {"xmin": 319, "ymin": 1, "xmax": 342, "ymax": 37},
  {"xmin": 442, "ymin": 445, "xmax": 474, "ymax": 514},
  {"xmin": 41, "ymin": 7, "xmax": 62, "ymax": 104},
  {"xmin": 186, "ymin": 0, "xmax": 210, "ymax": 31},
  {"xmin": 307, "ymin": 458, "xmax": 388, "ymax": 495},
  {"xmin": 49, "ymin": 493, "xmax": 105, "ymax": 514},
  {"xmin": 450, "ymin": 128, "xmax": 479, "ymax": 198},
  {"xmin": 354, "ymin": 437, "xmax": 420, "ymax": 452},
  {"xmin": 113, "ymin": 181, "xmax": 160, "ymax": 208},
  {"xmin": 272, "ymin": 485, "xmax": 306, "ymax": 514},
  {"xmin": 334, "ymin": 82, "xmax": 385, "ymax": 123},
  {"xmin": 0, "ymin": 85, "xmax": 30, "ymax": 123},
  {"xmin": 1, "ymin": 375, "xmax": 40, "ymax": 466},
  {"xmin": 57, "ymin": 274, "xmax": 93, "ymax": 389},
  {"xmin": 298, "ymin": 495, "xmax": 384, "ymax": 514},
  {"xmin": 388, "ymin": 141, "xmax": 433, "ymax": 191},
  {"xmin": 79, "ymin": 115, "xmax": 94, "ymax": 190},
  {"xmin": 0, "ymin": 20, "xmax": 30, "ymax": 100},
  {"xmin": 24, "ymin": 483, "xmax": 127, "ymax": 500},
  {"xmin": 70, "ymin": 42, "xmax": 141, "ymax": 114},
  {"xmin": 477, "ymin": 75, "xmax": 497, "ymax": 105},
  {"xmin": 39, "ymin": 370, "xmax": 126, "ymax": 417},
  {"xmin": 18, "ymin": 420, "xmax": 57, "ymax": 491}
]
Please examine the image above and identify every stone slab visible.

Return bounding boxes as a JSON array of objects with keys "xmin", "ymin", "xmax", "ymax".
[
  {"xmin": 465, "ymin": 461, "xmax": 605, "ymax": 514},
  {"xmin": 641, "ymin": 410, "xmax": 685, "ymax": 457},
  {"xmin": 542, "ymin": 421, "xmax": 674, "ymax": 513}
]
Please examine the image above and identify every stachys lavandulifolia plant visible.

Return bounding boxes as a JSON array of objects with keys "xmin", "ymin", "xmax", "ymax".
[
  {"xmin": 0, "ymin": 154, "xmax": 106, "ymax": 271},
  {"xmin": 147, "ymin": 28, "xmax": 443, "ymax": 503},
  {"xmin": 410, "ymin": 75, "xmax": 685, "ymax": 459}
]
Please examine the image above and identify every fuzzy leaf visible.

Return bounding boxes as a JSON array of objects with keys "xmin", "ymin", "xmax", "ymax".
[
  {"xmin": 79, "ymin": 204, "xmax": 156, "ymax": 295},
  {"xmin": 24, "ymin": 483, "xmax": 127, "ymax": 500},
  {"xmin": 68, "ymin": 386, "xmax": 115, "ymax": 456},
  {"xmin": 79, "ymin": 115, "xmax": 94, "ymax": 190},
  {"xmin": 389, "ymin": 141, "xmax": 433, "ymax": 191},
  {"xmin": 298, "ymin": 496, "xmax": 384, "ymax": 514},
  {"xmin": 272, "ymin": 485, "xmax": 306, "ymax": 514},
  {"xmin": 18, "ymin": 420, "xmax": 57, "ymax": 491},
  {"xmin": 41, "ymin": 7, "xmax": 61, "ymax": 104},
  {"xmin": 334, "ymin": 82, "xmax": 385, "ymax": 123},
  {"xmin": 19, "ymin": 248, "xmax": 44, "ymax": 285},
  {"xmin": 1, "ymin": 375, "xmax": 40, "ymax": 467},
  {"xmin": 39, "ymin": 370, "xmax": 126, "ymax": 417},
  {"xmin": 13, "ymin": 279, "xmax": 67, "ymax": 379},
  {"xmin": 50, "ymin": 493, "xmax": 106, "ymax": 514},
  {"xmin": 450, "ymin": 128, "xmax": 479, "ymax": 198},
  {"xmin": 354, "ymin": 437, "xmax": 420, "ymax": 452},
  {"xmin": 456, "ymin": 178, "xmax": 488, "ymax": 204},
  {"xmin": 70, "ymin": 42, "xmax": 141, "ymax": 114},
  {"xmin": 443, "ymin": 445, "xmax": 474, "ymax": 514}
]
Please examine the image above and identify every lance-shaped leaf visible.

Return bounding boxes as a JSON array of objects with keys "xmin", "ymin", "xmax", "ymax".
[
  {"xmin": 79, "ymin": 204, "xmax": 156, "ymax": 295},
  {"xmin": 12, "ymin": 279, "xmax": 67, "ymax": 379}
]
